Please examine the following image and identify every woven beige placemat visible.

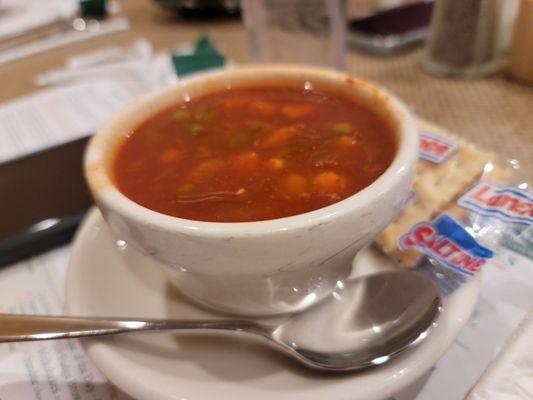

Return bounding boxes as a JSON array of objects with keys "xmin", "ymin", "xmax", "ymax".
[
  {"xmin": 0, "ymin": 3, "xmax": 529, "ymax": 177},
  {"xmin": 347, "ymin": 49, "xmax": 533, "ymax": 177}
]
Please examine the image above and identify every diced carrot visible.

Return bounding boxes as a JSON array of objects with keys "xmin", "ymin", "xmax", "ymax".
[
  {"xmin": 313, "ymin": 171, "xmax": 347, "ymax": 195},
  {"xmin": 144, "ymin": 131, "xmax": 162, "ymax": 143},
  {"xmin": 188, "ymin": 159, "xmax": 223, "ymax": 182},
  {"xmin": 279, "ymin": 173, "xmax": 308, "ymax": 198},
  {"xmin": 332, "ymin": 122, "xmax": 351, "ymax": 134},
  {"xmin": 171, "ymin": 109, "xmax": 190, "ymax": 121},
  {"xmin": 196, "ymin": 146, "xmax": 212, "ymax": 158},
  {"xmin": 232, "ymin": 152, "xmax": 260, "ymax": 170},
  {"xmin": 159, "ymin": 148, "xmax": 181, "ymax": 164},
  {"xmin": 266, "ymin": 158, "xmax": 285, "ymax": 171},
  {"xmin": 126, "ymin": 160, "xmax": 143, "ymax": 172},
  {"xmin": 195, "ymin": 109, "xmax": 215, "ymax": 123},
  {"xmin": 282, "ymin": 104, "xmax": 315, "ymax": 118},
  {"xmin": 250, "ymin": 100, "xmax": 277, "ymax": 116},
  {"xmin": 196, "ymin": 159, "xmax": 222, "ymax": 174},
  {"xmin": 337, "ymin": 136, "xmax": 358, "ymax": 152},
  {"xmin": 259, "ymin": 125, "xmax": 299, "ymax": 149},
  {"xmin": 223, "ymin": 96, "xmax": 251, "ymax": 109}
]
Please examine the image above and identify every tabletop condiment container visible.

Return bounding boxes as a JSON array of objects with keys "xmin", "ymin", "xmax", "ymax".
[
  {"xmin": 508, "ymin": 0, "xmax": 533, "ymax": 84},
  {"xmin": 423, "ymin": 0, "xmax": 504, "ymax": 77}
]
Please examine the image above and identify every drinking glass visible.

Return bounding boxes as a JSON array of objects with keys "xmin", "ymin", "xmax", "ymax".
[{"xmin": 241, "ymin": 0, "xmax": 347, "ymax": 70}]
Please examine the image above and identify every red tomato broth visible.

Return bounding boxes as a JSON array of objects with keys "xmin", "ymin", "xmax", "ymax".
[{"xmin": 113, "ymin": 86, "xmax": 397, "ymax": 222}]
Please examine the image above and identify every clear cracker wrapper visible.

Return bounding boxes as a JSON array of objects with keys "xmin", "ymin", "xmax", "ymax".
[
  {"xmin": 376, "ymin": 119, "xmax": 532, "ymax": 293},
  {"xmin": 399, "ymin": 214, "xmax": 494, "ymax": 276}
]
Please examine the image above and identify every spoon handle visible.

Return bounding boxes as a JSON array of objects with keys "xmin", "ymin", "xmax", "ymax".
[{"xmin": 0, "ymin": 313, "xmax": 270, "ymax": 343}]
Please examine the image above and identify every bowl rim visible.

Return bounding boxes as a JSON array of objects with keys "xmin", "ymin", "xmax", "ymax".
[{"xmin": 85, "ymin": 64, "xmax": 419, "ymax": 237}]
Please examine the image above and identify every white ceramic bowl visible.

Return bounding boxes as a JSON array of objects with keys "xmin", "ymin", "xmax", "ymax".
[{"xmin": 84, "ymin": 65, "xmax": 418, "ymax": 316}]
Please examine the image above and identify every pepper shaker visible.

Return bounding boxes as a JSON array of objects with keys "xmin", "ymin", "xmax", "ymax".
[{"xmin": 423, "ymin": 0, "xmax": 504, "ymax": 77}]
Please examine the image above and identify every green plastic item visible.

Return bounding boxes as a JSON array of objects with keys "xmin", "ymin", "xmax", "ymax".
[
  {"xmin": 195, "ymin": 36, "xmax": 219, "ymax": 55},
  {"xmin": 171, "ymin": 36, "xmax": 226, "ymax": 77},
  {"xmin": 80, "ymin": 0, "xmax": 107, "ymax": 19}
]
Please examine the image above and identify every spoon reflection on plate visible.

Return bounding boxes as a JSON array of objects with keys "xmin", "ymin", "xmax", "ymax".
[{"xmin": 0, "ymin": 269, "xmax": 440, "ymax": 372}]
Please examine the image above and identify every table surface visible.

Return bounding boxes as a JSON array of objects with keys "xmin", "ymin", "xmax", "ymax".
[
  {"xmin": 1, "ymin": 0, "xmax": 531, "ymax": 173},
  {"xmin": 0, "ymin": 3, "xmax": 531, "ymax": 399}
]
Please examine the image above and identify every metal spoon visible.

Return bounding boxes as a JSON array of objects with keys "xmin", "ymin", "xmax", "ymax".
[{"xmin": 0, "ymin": 270, "xmax": 440, "ymax": 372}]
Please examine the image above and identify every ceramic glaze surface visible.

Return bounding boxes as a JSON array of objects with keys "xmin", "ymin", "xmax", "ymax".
[
  {"xmin": 84, "ymin": 65, "xmax": 418, "ymax": 315},
  {"xmin": 66, "ymin": 209, "xmax": 480, "ymax": 400}
]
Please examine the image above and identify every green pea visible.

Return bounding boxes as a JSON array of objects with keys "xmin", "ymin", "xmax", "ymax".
[
  {"xmin": 229, "ymin": 131, "xmax": 252, "ymax": 147},
  {"xmin": 177, "ymin": 183, "xmax": 194, "ymax": 195}
]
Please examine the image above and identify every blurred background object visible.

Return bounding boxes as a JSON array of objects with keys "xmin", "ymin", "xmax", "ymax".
[
  {"xmin": 149, "ymin": 0, "xmax": 437, "ymax": 59},
  {"xmin": 171, "ymin": 35, "xmax": 226, "ymax": 76},
  {"xmin": 508, "ymin": 0, "xmax": 533, "ymax": 84},
  {"xmin": 241, "ymin": 0, "xmax": 347, "ymax": 70},
  {"xmin": 422, "ymin": 0, "xmax": 515, "ymax": 78},
  {"xmin": 347, "ymin": 0, "xmax": 430, "ymax": 18},
  {"xmin": 79, "ymin": 0, "xmax": 108, "ymax": 19},
  {"xmin": 0, "ymin": 0, "xmax": 78, "ymax": 48},
  {"xmin": 348, "ymin": 1, "xmax": 433, "ymax": 56},
  {"xmin": 152, "ymin": 0, "xmax": 240, "ymax": 18},
  {"xmin": 0, "ymin": 1, "xmax": 531, "ymax": 398},
  {"xmin": 495, "ymin": 0, "xmax": 521, "ymax": 56},
  {"xmin": 0, "ymin": 0, "xmax": 129, "ymax": 66}
]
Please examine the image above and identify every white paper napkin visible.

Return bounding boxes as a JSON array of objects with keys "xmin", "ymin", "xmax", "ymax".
[
  {"xmin": 0, "ymin": 0, "xmax": 77, "ymax": 40},
  {"xmin": 467, "ymin": 310, "xmax": 533, "ymax": 400}
]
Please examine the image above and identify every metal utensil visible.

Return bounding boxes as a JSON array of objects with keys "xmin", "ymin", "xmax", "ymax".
[
  {"xmin": 0, "ymin": 16, "xmax": 103, "ymax": 52},
  {"xmin": 0, "ymin": 270, "xmax": 440, "ymax": 372}
]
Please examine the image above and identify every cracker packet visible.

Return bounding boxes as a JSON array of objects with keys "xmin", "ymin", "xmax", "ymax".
[{"xmin": 376, "ymin": 120, "xmax": 532, "ymax": 293}]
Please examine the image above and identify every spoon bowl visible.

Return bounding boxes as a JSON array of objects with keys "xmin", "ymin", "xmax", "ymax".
[
  {"xmin": 0, "ymin": 269, "xmax": 440, "ymax": 372},
  {"xmin": 272, "ymin": 270, "xmax": 441, "ymax": 371}
]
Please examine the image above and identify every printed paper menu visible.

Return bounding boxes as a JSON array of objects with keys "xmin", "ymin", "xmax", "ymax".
[
  {"xmin": 0, "ymin": 244, "xmax": 531, "ymax": 399},
  {"xmin": 0, "ymin": 82, "xmax": 145, "ymax": 164},
  {"xmin": 0, "ymin": 248, "xmax": 131, "ymax": 400}
]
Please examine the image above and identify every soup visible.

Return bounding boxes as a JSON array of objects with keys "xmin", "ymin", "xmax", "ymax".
[{"xmin": 113, "ymin": 86, "xmax": 396, "ymax": 222}]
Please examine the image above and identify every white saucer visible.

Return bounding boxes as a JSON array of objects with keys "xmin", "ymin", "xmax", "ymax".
[{"xmin": 66, "ymin": 209, "xmax": 480, "ymax": 400}]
